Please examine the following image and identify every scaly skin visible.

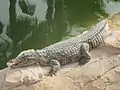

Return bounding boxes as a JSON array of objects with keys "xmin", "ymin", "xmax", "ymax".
[{"xmin": 7, "ymin": 19, "xmax": 108, "ymax": 76}]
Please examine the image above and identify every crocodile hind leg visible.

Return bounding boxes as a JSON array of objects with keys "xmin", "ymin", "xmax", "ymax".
[
  {"xmin": 48, "ymin": 59, "xmax": 61, "ymax": 76},
  {"xmin": 78, "ymin": 43, "xmax": 91, "ymax": 65}
]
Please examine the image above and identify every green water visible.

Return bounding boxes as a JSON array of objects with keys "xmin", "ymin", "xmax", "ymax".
[{"xmin": 0, "ymin": 0, "xmax": 120, "ymax": 69}]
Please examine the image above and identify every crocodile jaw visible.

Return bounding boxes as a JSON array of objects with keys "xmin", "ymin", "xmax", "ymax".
[{"xmin": 7, "ymin": 58, "xmax": 39, "ymax": 69}]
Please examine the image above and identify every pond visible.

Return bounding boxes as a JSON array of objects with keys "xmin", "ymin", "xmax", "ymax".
[{"xmin": 0, "ymin": 0, "xmax": 120, "ymax": 69}]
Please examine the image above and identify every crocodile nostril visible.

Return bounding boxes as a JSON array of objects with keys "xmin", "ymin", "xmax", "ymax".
[{"xmin": 9, "ymin": 59, "xmax": 18, "ymax": 63}]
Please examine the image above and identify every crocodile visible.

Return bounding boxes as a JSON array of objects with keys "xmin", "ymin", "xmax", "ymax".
[{"xmin": 7, "ymin": 19, "xmax": 109, "ymax": 76}]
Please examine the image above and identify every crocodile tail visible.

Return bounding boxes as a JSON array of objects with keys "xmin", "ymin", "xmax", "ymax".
[{"xmin": 87, "ymin": 19, "xmax": 109, "ymax": 49}]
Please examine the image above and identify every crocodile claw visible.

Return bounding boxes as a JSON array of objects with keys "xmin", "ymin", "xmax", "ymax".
[
  {"xmin": 48, "ymin": 69, "xmax": 57, "ymax": 76},
  {"xmin": 48, "ymin": 72, "xmax": 56, "ymax": 77}
]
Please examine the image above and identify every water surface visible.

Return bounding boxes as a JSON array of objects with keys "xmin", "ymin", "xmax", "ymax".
[{"xmin": 0, "ymin": 0, "xmax": 120, "ymax": 69}]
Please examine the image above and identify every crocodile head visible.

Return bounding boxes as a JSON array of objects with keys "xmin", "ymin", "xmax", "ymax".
[
  {"xmin": 7, "ymin": 49, "xmax": 41, "ymax": 69},
  {"xmin": 7, "ymin": 58, "xmax": 40, "ymax": 69}
]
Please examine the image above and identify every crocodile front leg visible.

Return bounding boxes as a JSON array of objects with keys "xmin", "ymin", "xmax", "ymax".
[
  {"xmin": 48, "ymin": 59, "xmax": 61, "ymax": 76},
  {"xmin": 78, "ymin": 43, "xmax": 91, "ymax": 65}
]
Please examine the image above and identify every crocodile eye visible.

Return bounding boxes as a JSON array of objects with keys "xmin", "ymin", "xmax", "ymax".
[{"xmin": 22, "ymin": 53, "xmax": 25, "ymax": 56}]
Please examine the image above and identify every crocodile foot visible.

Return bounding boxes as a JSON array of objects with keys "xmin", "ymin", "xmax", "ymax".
[
  {"xmin": 48, "ymin": 59, "xmax": 60, "ymax": 76},
  {"xmin": 79, "ymin": 43, "xmax": 91, "ymax": 65}
]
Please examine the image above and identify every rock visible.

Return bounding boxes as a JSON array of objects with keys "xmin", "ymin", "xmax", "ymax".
[
  {"xmin": 0, "ymin": 44, "xmax": 120, "ymax": 90},
  {"xmin": 0, "ymin": 66, "xmax": 47, "ymax": 90},
  {"xmin": 105, "ymin": 12, "xmax": 120, "ymax": 48},
  {"xmin": 105, "ymin": 30, "xmax": 120, "ymax": 48}
]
